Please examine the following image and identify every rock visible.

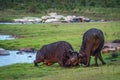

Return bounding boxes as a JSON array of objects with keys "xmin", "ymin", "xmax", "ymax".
[
  {"xmin": 64, "ymin": 15, "xmax": 76, "ymax": 22},
  {"xmin": 19, "ymin": 47, "xmax": 35, "ymax": 52},
  {"xmin": 116, "ymin": 47, "xmax": 120, "ymax": 51},
  {"xmin": 45, "ymin": 19, "xmax": 60, "ymax": 23},
  {"xmin": 103, "ymin": 45, "xmax": 109, "ymax": 49},
  {"xmin": 112, "ymin": 39, "xmax": 120, "ymax": 43},
  {"xmin": 111, "ymin": 52, "xmax": 118, "ymax": 58},
  {"xmin": 28, "ymin": 55, "xmax": 32, "ymax": 58},
  {"xmin": 102, "ymin": 47, "xmax": 116, "ymax": 54},
  {"xmin": 16, "ymin": 51, "xmax": 23, "ymax": 55},
  {"xmin": 102, "ymin": 48, "xmax": 110, "ymax": 54},
  {"xmin": 14, "ymin": 17, "xmax": 42, "ymax": 23},
  {"xmin": 0, "ymin": 48, "xmax": 10, "ymax": 55},
  {"xmin": 104, "ymin": 42, "xmax": 120, "ymax": 48},
  {"xmin": 102, "ymin": 42, "xmax": 120, "ymax": 54},
  {"xmin": 111, "ymin": 59, "xmax": 117, "ymax": 61}
]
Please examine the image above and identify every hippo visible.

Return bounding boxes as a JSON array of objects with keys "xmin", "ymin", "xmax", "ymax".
[
  {"xmin": 34, "ymin": 41, "xmax": 79, "ymax": 67},
  {"xmin": 79, "ymin": 28, "xmax": 106, "ymax": 66}
]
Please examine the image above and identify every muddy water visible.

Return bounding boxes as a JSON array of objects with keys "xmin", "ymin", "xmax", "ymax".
[{"xmin": 0, "ymin": 50, "xmax": 36, "ymax": 67}]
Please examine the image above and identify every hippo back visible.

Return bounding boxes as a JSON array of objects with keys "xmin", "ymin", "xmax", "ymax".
[{"xmin": 79, "ymin": 28, "xmax": 104, "ymax": 55}]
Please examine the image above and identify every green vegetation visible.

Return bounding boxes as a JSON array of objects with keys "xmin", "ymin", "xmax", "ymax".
[
  {"xmin": 0, "ymin": 7, "xmax": 120, "ymax": 22},
  {"xmin": 0, "ymin": 22, "xmax": 120, "ymax": 50},
  {"xmin": 0, "ymin": 0, "xmax": 120, "ymax": 21},
  {"xmin": 0, "ymin": 52, "xmax": 120, "ymax": 80},
  {"xmin": 1, "ymin": 0, "xmax": 120, "ymax": 10},
  {"xmin": 0, "ymin": 1, "xmax": 120, "ymax": 80},
  {"xmin": 0, "ymin": 22, "xmax": 120, "ymax": 80}
]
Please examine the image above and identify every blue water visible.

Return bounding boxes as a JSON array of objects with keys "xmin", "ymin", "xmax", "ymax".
[
  {"xmin": 0, "ymin": 50, "xmax": 36, "ymax": 67},
  {"xmin": 0, "ymin": 22, "xmax": 22, "ymax": 24},
  {"xmin": 0, "ymin": 35, "xmax": 15, "ymax": 40},
  {"xmin": 0, "ymin": 35, "xmax": 37, "ymax": 67}
]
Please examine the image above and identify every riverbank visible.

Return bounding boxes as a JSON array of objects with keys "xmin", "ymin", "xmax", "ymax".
[
  {"xmin": 0, "ymin": 53, "xmax": 120, "ymax": 80},
  {"xmin": 0, "ymin": 50, "xmax": 36, "ymax": 66},
  {"xmin": 0, "ymin": 21, "xmax": 120, "ymax": 50},
  {"xmin": 0, "ymin": 8, "xmax": 120, "ymax": 22}
]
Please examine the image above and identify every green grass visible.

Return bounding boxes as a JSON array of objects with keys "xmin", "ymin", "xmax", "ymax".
[
  {"xmin": 0, "ymin": 22, "xmax": 120, "ymax": 80},
  {"xmin": 0, "ymin": 53, "xmax": 120, "ymax": 80},
  {"xmin": 0, "ymin": 21, "xmax": 120, "ymax": 50}
]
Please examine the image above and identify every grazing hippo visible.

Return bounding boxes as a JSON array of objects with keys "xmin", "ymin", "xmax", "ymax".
[
  {"xmin": 34, "ymin": 41, "xmax": 79, "ymax": 67},
  {"xmin": 79, "ymin": 28, "xmax": 106, "ymax": 66}
]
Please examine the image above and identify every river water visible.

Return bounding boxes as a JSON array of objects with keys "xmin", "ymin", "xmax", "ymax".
[
  {"xmin": 0, "ymin": 35, "xmax": 15, "ymax": 40},
  {"xmin": 0, "ymin": 35, "xmax": 36, "ymax": 67},
  {"xmin": 0, "ymin": 50, "xmax": 36, "ymax": 67}
]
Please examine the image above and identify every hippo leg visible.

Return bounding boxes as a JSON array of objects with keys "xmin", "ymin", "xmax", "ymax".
[
  {"xmin": 34, "ymin": 60, "xmax": 42, "ymax": 66},
  {"xmin": 44, "ymin": 60, "xmax": 54, "ymax": 66},
  {"xmin": 58, "ymin": 60, "xmax": 64, "ymax": 67},
  {"xmin": 86, "ymin": 52, "xmax": 91, "ymax": 67},
  {"xmin": 94, "ymin": 54, "xmax": 98, "ymax": 66},
  {"xmin": 98, "ymin": 53, "xmax": 106, "ymax": 65}
]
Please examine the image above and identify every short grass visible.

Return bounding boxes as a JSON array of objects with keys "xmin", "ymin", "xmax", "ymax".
[
  {"xmin": 0, "ymin": 21, "xmax": 120, "ymax": 50},
  {"xmin": 0, "ymin": 52, "xmax": 120, "ymax": 80},
  {"xmin": 0, "ymin": 22, "xmax": 120, "ymax": 80}
]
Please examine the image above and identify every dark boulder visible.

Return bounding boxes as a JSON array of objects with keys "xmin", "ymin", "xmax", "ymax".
[
  {"xmin": 112, "ymin": 39, "xmax": 120, "ymax": 43},
  {"xmin": 111, "ymin": 52, "xmax": 118, "ymax": 58}
]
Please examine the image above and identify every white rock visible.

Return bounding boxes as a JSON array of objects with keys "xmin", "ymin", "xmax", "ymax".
[{"xmin": 45, "ymin": 19, "xmax": 60, "ymax": 23}]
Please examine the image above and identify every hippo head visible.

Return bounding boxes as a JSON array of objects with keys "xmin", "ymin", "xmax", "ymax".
[
  {"xmin": 65, "ymin": 50, "xmax": 79, "ymax": 67},
  {"xmin": 78, "ymin": 53, "xmax": 87, "ymax": 65},
  {"xmin": 70, "ymin": 52, "xmax": 79, "ymax": 66}
]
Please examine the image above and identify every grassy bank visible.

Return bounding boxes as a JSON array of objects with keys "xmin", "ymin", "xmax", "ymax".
[
  {"xmin": 0, "ymin": 7, "xmax": 120, "ymax": 22},
  {"xmin": 0, "ymin": 22, "xmax": 120, "ymax": 80},
  {"xmin": 0, "ymin": 21, "xmax": 120, "ymax": 50},
  {"xmin": 0, "ymin": 53, "xmax": 120, "ymax": 80}
]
